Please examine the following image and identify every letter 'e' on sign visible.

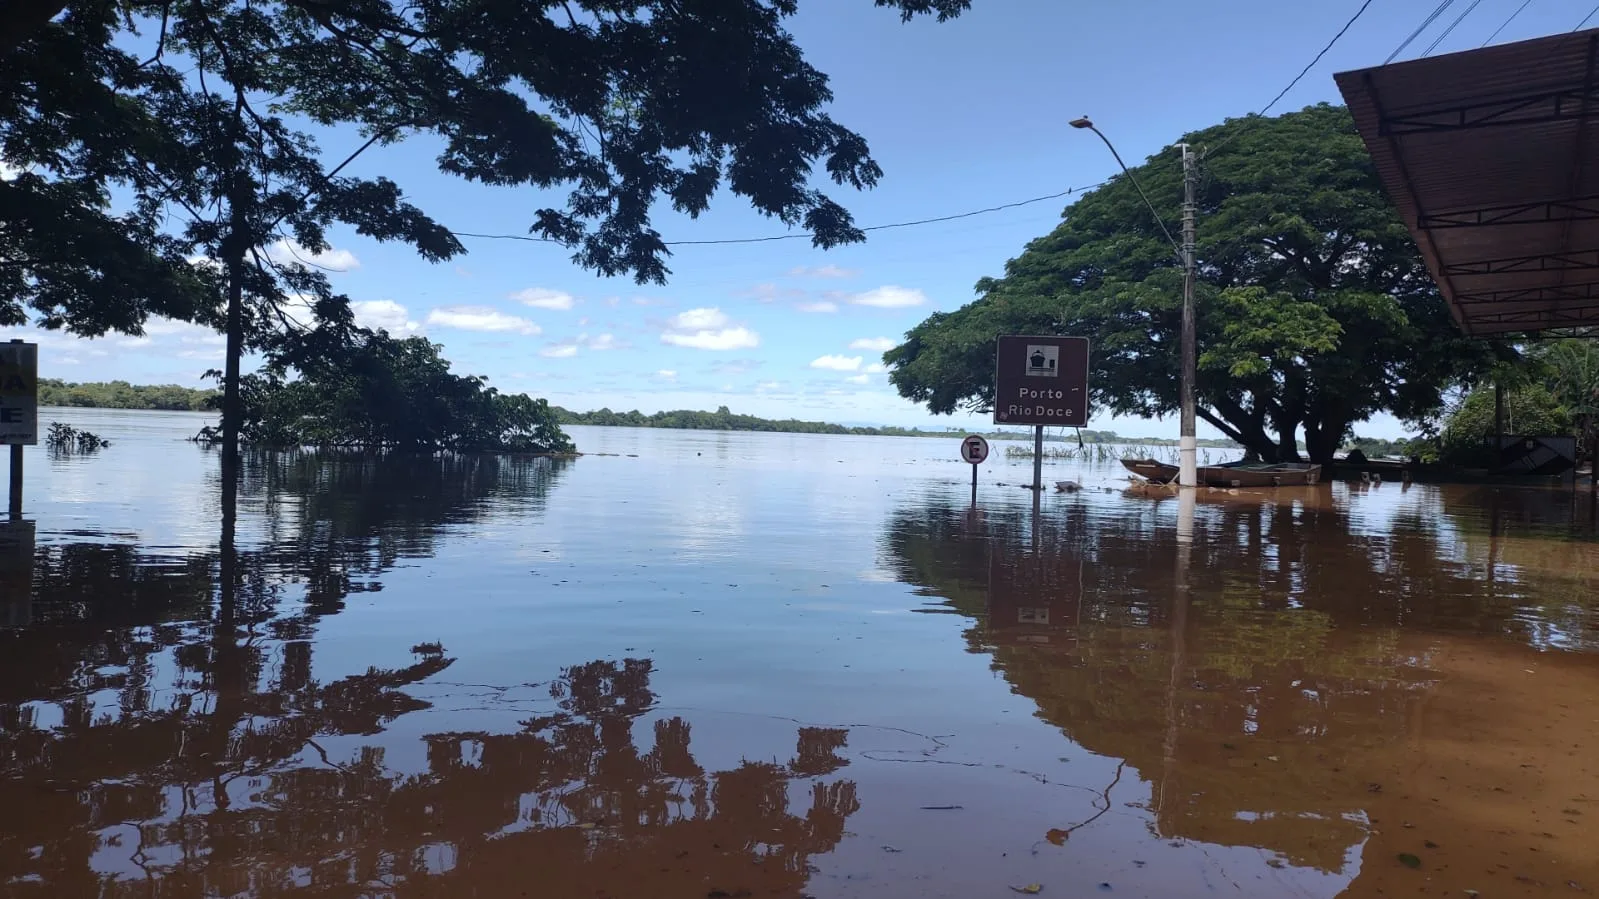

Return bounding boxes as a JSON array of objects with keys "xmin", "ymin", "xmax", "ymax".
[
  {"xmin": 960, "ymin": 434, "xmax": 990, "ymax": 465},
  {"xmin": 0, "ymin": 341, "xmax": 39, "ymax": 446},
  {"xmin": 993, "ymin": 335, "xmax": 1089, "ymax": 428}
]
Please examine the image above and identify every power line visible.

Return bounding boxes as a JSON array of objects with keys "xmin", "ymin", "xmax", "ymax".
[
  {"xmin": 451, "ymin": 183, "xmax": 1105, "ymax": 249},
  {"xmin": 1422, "ymin": 0, "xmax": 1487, "ymax": 56},
  {"xmin": 1482, "ymin": 0, "xmax": 1533, "ymax": 45},
  {"xmin": 1386, "ymin": 0, "xmax": 1457, "ymax": 63},
  {"xmin": 1260, "ymin": 0, "xmax": 1380, "ymax": 118},
  {"xmin": 1577, "ymin": 2, "xmax": 1599, "ymax": 29},
  {"xmin": 1203, "ymin": 0, "xmax": 1378, "ymax": 159}
]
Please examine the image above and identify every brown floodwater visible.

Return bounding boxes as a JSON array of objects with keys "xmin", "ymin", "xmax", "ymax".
[{"xmin": 2, "ymin": 410, "xmax": 1597, "ymax": 898}]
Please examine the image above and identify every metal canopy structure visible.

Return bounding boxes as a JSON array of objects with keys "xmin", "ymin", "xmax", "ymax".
[{"xmin": 1336, "ymin": 29, "xmax": 1599, "ymax": 337}]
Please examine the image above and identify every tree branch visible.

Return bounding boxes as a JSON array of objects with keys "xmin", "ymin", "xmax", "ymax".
[{"xmin": 0, "ymin": 0, "xmax": 70, "ymax": 55}]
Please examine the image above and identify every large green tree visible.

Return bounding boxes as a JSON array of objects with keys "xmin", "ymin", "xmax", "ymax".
[
  {"xmin": 887, "ymin": 104, "xmax": 1511, "ymax": 463},
  {"xmin": 4, "ymin": 0, "xmax": 974, "ymax": 513}
]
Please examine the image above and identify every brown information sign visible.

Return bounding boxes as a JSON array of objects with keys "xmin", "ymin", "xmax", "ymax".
[
  {"xmin": 0, "ymin": 342, "xmax": 38, "ymax": 445},
  {"xmin": 993, "ymin": 335, "xmax": 1089, "ymax": 427}
]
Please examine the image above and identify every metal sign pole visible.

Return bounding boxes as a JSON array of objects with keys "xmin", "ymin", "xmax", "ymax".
[
  {"xmin": 1033, "ymin": 425, "xmax": 1044, "ymax": 491},
  {"xmin": 7, "ymin": 446, "xmax": 19, "ymax": 521},
  {"xmin": 960, "ymin": 434, "xmax": 990, "ymax": 505}
]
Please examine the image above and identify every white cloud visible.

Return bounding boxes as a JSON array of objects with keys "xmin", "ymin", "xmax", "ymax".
[
  {"xmin": 178, "ymin": 348, "xmax": 226, "ymax": 361},
  {"xmin": 267, "ymin": 239, "xmax": 360, "ymax": 273},
  {"xmin": 850, "ymin": 286, "xmax": 926, "ymax": 308},
  {"xmin": 660, "ymin": 307, "xmax": 759, "ymax": 351},
  {"xmin": 711, "ymin": 359, "xmax": 762, "ymax": 375},
  {"xmin": 745, "ymin": 283, "xmax": 805, "ymax": 302},
  {"xmin": 0, "ymin": 159, "xmax": 24, "ymax": 181},
  {"xmin": 352, "ymin": 300, "xmax": 421, "ymax": 335},
  {"xmin": 513, "ymin": 288, "xmax": 576, "ymax": 310},
  {"xmin": 426, "ymin": 306, "xmax": 540, "ymax": 335},
  {"xmin": 845, "ymin": 374, "xmax": 870, "ymax": 385},
  {"xmin": 142, "ymin": 317, "xmax": 226, "ymax": 346},
  {"xmin": 671, "ymin": 308, "xmax": 729, "ymax": 330},
  {"xmin": 582, "ymin": 333, "xmax": 621, "ymax": 351},
  {"xmin": 796, "ymin": 301, "xmax": 839, "ymax": 314},
  {"xmin": 540, "ymin": 344, "xmax": 579, "ymax": 358},
  {"xmin": 790, "ymin": 264, "xmax": 858, "ymax": 279},
  {"xmin": 810, "ymin": 354, "xmax": 863, "ymax": 372},
  {"xmin": 756, "ymin": 380, "xmax": 783, "ymax": 392},
  {"xmin": 656, "ymin": 370, "xmax": 677, "ymax": 381},
  {"xmin": 848, "ymin": 337, "xmax": 895, "ymax": 352},
  {"xmin": 865, "ymin": 362, "xmax": 887, "ymax": 374}
]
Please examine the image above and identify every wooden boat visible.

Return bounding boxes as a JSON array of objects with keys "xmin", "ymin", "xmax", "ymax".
[{"xmin": 1121, "ymin": 458, "xmax": 1323, "ymax": 487}]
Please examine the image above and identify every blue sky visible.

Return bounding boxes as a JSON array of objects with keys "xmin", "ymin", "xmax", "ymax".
[{"xmin": 5, "ymin": 0, "xmax": 1589, "ymax": 437}]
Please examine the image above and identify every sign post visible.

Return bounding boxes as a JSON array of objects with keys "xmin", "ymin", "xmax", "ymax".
[
  {"xmin": 0, "ymin": 518, "xmax": 34, "ymax": 626},
  {"xmin": 960, "ymin": 434, "xmax": 990, "ymax": 504},
  {"xmin": 1, "ymin": 341, "xmax": 38, "ymax": 520},
  {"xmin": 993, "ymin": 336, "xmax": 1089, "ymax": 491}
]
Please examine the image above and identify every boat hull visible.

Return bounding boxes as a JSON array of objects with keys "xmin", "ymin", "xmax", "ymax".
[{"xmin": 1121, "ymin": 458, "xmax": 1322, "ymax": 487}]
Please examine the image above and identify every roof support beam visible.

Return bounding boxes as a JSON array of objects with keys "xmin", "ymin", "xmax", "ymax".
[
  {"xmin": 1378, "ymin": 84, "xmax": 1599, "ymax": 135},
  {"xmin": 1455, "ymin": 281, "xmax": 1599, "ymax": 304},
  {"xmin": 1443, "ymin": 248, "xmax": 1599, "ymax": 275},
  {"xmin": 1464, "ymin": 301, "xmax": 1599, "ymax": 324},
  {"xmin": 1417, "ymin": 195, "xmax": 1599, "ymax": 229}
]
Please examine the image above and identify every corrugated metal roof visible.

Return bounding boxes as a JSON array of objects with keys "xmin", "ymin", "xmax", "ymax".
[{"xmin": 1335, "ymin": 29, "xmax": 1599, "ymax": 337}]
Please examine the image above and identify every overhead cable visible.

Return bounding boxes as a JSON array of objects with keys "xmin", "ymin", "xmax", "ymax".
[
  {"xmin": 1422, "ymin": 0, "xmax": 1487, "ymax": 56},
  {"xmin": 1204, "ymin": 0, "xmax": 1378, "ymax": 159},
  {"xmin": 452, "ymin": 183, "xmax": 1106, "ymax": 249},
  {"xmin": 1481, "ymin": 0, "xmax": 1532, "ymax": 46},
  {"xmin": 1386, "ymin": 0, "xmax": 1457, "ymax": 63}
]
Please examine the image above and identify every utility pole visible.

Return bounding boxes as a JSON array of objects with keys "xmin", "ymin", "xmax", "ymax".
[{"xmin": 1178, "ymin": 144, "xmax": 1199, "ymax": 490}]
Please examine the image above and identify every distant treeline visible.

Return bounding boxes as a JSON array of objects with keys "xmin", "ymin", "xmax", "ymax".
[
  {"xmin": 552, "ymin": 405, "xmax": 1238, "ymax": 446},
  {"xmin": 32, "ymin": 384, "xmax": 1240, "ymax": 447},
  {"xmin": 550, "ymin": 405, "xmax": 953, "ymax": 437},
  {"xmin": 39, "ymin": 379, "xmax": 216, "ymax": 411}
]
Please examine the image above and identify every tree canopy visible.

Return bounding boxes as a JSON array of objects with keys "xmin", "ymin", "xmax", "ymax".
[
  {"xmin": 3, "ymin": 0, "xmax": 974, "ymax": 337},
  {"xmin": 203, "ymin": 332, "xmax": 574, "ymax": 453},
  {"xmin": 886, "ymin": 104, "xmax": 1512, "ymax": 463}
]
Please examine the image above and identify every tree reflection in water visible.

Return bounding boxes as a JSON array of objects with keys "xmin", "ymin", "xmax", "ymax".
[
  {"xmin": 2, "ymin": 451, "xmax": 858, "ymax": 897},
  {"xmin": 878, "ymin": 490, "xmax": 1598, "ymax": 874}
]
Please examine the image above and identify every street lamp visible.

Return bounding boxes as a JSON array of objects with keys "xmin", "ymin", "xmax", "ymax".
[{"xmin": 1070, "ymin": 116, "xmax": 1199, "ymax": 492}]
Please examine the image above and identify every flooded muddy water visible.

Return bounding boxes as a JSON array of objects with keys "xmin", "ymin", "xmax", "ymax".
[{"xmin": 2, "ymin": 409, "xmax": 1597, "ymax": 898}]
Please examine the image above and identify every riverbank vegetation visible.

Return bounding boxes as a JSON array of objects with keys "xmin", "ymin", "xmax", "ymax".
[
  {"xmin": 194, "ymin": 335, "xmax": 573, "ymax": 454},
  {"xmin": 38, "ymin": 379, "xmax": 216, "ymax": 411}
]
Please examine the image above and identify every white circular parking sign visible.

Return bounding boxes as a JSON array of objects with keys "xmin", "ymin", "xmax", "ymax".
[{"xmin": 960, "ymin": 435, "xmax": 990, "ymax": 465}]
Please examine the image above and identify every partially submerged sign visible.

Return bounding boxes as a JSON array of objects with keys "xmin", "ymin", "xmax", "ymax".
[
  {"xmin": 960, "ymin": 434, "xmax": 989, "ymax": 465},
  {"xmin": 0, "ymin": 342, "xmax": 38, "ymax": 445},
  {"xmin": 993, "ymin": 336, "xmax": 1089, "ymax": 428}
]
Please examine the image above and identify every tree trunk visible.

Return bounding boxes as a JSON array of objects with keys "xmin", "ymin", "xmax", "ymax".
[
  {"xmin": 1274, "ymin": 425, "xmax": 1302, "ymax": 463},
  {"xmin": 220, "ymin": 186, "xmax": 247, "ymax": 532},
  {"xmin": 1304, "ymin": 417, "xmax": 1349, "ymax": 464},
  {"xmin": 1203, "ymin": 396, "xmax": 1275, "ymax": 461}
]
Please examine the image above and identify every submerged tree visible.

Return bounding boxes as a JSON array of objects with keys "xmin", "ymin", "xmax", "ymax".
[
  {"xmin": 886, "ymin": 104, "xmax": 1511, "ymax": 463},
  {"xmin": 208, "ymin": 332, "xmax": 574, "ymax": 453}
]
